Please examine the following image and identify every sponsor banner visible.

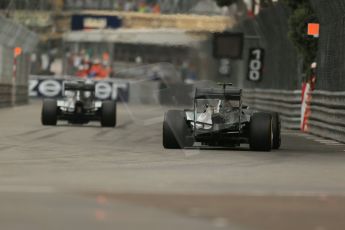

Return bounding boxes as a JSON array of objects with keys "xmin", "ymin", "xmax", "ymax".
[
  {"xmin": 29, "ymin": 78, "xmax": 129, "ymax": 102},
  {"xmin": 71, "ymin": 14, "xmax": 122, "ymax": 31}
]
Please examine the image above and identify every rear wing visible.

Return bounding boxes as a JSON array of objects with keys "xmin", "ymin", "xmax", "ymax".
[
  {"xmin": 193, "ymin": 85, "xmax": 243, "ymax": 135},
  {"xmin": 64, "ymin": 82, "xmax": 95, "ymax": 92},
  {"xmin": 195, "ymin": 88, "xmax": 242, "ymax": 100}
]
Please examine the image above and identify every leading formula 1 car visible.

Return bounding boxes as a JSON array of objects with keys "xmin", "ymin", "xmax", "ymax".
[
  {"xmin": 163, "ymin": 83, "xmax": 281, "ymax": 151},
  {"xmin": 41, "ymin": 81, "xmax": 116, "ymax": 127}
]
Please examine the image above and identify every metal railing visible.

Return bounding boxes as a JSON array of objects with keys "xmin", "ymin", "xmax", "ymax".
[
  {"xmin": 242, "ymin": 88, "xmax": 345, "ymax": 143},
  {"xmin": 308, "ymin": 91, "xmax": 345, "ymax": 143},
  {"xmin": 242, "ymin": 89, "xmax": 301, "ymax": 130}
]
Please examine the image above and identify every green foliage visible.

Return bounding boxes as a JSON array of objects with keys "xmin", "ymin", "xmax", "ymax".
[{"xmin": 284, "ymin": 0, "xmax": 318, "ymax": 70}]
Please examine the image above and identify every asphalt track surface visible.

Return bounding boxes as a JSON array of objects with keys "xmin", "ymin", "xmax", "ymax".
[{"xmin": 0, "ymin": 101, "xmax": 345, "ymax": 230}]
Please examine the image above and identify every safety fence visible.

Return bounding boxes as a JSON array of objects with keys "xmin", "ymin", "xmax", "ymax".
[
  {"xmin": 310, "ymin": 0, "xmax": 345, "ymax": 91},
  {"xmin": 0, "ymin": 15, "xmax": 38, "ymax": 107},
  {"xmin": 228, "ymin": 3, "xmax": 301, "ymax": 90}
]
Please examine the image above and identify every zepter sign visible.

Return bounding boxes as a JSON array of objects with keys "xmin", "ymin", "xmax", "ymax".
[
  {"xmin": 38, "ymin": 79, "xmax": 63, "ymax": 97},
  {"xmin": 95, "ymin": 81, "xmax": 114, "ymax": 100},
  {"xmin": 29, "ymin": 79, "xmax": 63, "ymax": 98},
  {"xmin": 29, "ymin": 78, "xmax": 127, "ymax": 101}
]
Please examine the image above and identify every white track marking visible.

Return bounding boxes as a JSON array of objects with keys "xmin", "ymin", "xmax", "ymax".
[
  {"xmin": 212, "ymin": 217, "xmax": 228, "ymax": 228},
  {"xmin": 0, "ymin": 185, "xmax": 56, "ymax": 194},
  {"xmin": 318, "ymin": 140, "xmax": 339, "ymax": 144},
  {"xmin": 326, "ymin": 143, "xmax": 345, "ymax": 146},
  {"xmin": 143, "ymin": 116, "xmax": 164, "ymax": 126}
]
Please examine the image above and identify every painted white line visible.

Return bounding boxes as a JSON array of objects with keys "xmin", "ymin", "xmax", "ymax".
[
  {"xmin": 143, "ymin": 116, "xmax": 164, "ymax": 126},
  {"xmin": 304, "ymin": 136, "xmax": 316, "ymax": 140},
  {"xmin": 314, "ymin": 139, "xmax": 328, "ymax": 142},
  {"xmin": 213, "ymin": 217, "xmax": 228, "ymax": 228},
  {"xmin": 314, "ymin": 140, "xmax": 340, "ymax": 144},
  {"xmin": 184, "ymin": 149, "xmax": 202, "ymax": 157},
  {"xmin": 318, "ymin": 140, "xmax": 339, "ymax": 143},
  {"xmin": 0, "ymin": 185, "xmax": 56, "ymax": 194},
  {"xmin": 322, "ymin": 142, "xmax": 341, "ymax": 145},
  {"xmin": 326, "ymin": 143, "xmax": 345, "ymax": 146}
]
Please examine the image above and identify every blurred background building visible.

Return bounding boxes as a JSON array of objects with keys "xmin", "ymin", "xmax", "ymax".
[
  {"xmin": 0, "ymin": 0, "xmax": 277, "ymax": 81},
  {"xmin": 0, "ymin": 0, "xmax": 240, "ymax": 80}
]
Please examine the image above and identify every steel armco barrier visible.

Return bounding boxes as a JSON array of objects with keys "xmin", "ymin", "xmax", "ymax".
[
  {"xmin": 0, "ymin": 84, "xmax": 12, "ymax": 108},
  {"xmin": 242, "ymin": 89, "xmax": 301, "ymax": 130},
  {"xmin": 308, "ymin": 91, "xmax": 345, "ymax": 143},
  {"xmin": 242, "ymin": 89, "xmax": 345, "ymax": 143}
]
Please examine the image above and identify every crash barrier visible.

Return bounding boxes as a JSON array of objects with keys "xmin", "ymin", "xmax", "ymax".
[
  {"xmin": 242, "ymin": 89, "xmax": 301, "ymax": 130},
  {"xmin": 29, "ymin": 76, "xmax": 130, "ymax": 102},
  {"xmin": 242, "ymin": 88, "xmax": 345, "ymax": 143},
  {"xmin": 308, "ymin": 91, "xmax": 345, "ymax": 143},
  {"xmin": 0, "ymin": 84, "xmax": 11, "ymax": 108},
  {"xmin": 16, "ymin": 85, "xmax": 29, "ymax": 105}
]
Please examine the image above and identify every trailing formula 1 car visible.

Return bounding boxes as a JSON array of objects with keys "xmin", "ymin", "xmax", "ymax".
[
  {"xmin": 41, "ymin": 81, "xmax": 116, "ymax": 127},
  {"xmin": 163, "ymin": 83, "xmax": 281, "ymax": 151}
]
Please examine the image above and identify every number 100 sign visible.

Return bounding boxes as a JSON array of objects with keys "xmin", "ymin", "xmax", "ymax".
[{"xmin": 247, "ymin": 48, "xmax": 265, "ymax": 82}]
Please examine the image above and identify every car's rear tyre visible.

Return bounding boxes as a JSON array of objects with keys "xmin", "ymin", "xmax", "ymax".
[
  {"xmin": 163, "ymin": 110, "xmax": 193, "ymax": 149},
  {"xmin": 41, "ymin": 99, "xmax": 58, "ymax": 126},
  {"xmin": 101, "ymin": 101, "xmax": 117, "ymax": 127},
  {"xmin": 249, "ymin": 113, "xmax": 272, "ymax": 152},
  {"xmin": 271, "ymin": 112, "xmax": 281, "ymax": 149}
]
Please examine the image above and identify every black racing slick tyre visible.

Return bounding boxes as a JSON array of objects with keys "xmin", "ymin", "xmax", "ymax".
[
  {"xmin": 271, "ymin": 112, "xmax": 281, "ymax": 150},
  {"xmin": 249, "ymin": 113, "xmax": 273, "ymax": 152},
  {"xmin": 101, "ymin": 101, "xmax": 117, "ymax": 127},
  {"xmin": 163, "ymin": 110, "xmax": 193, "ymax": 149},
  {"xmin": 41, "ymin": 99, "xmax": 58, "ymax": 126}
]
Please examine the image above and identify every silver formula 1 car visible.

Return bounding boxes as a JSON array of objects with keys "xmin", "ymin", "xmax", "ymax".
[
  {"xmin": 163, "ymin": 83, "xmax": 281, "ymax": 151},
  {"xmin": 41, "ymin": 81, "xmax": 116, "ymax": 127}
]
